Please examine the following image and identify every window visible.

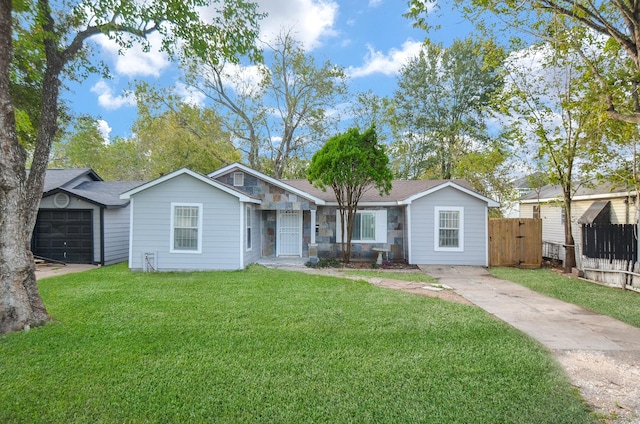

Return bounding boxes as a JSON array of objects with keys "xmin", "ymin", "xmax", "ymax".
[
  {"xmin": 246, "ymin": 205, "xmax": 252, "ymax": 251},
  {"xmin": 336, "ymin": 210, "xmax": 387, "ymax": 243},
  {"xmin": 434, "ymin": 207, "xmax": 464, "ymax": 252},
  {"xmin": 533, "ymin": 205, "xmax": 540, "ymax": 219},
  {"xmin": 233, "ymin": 172, "xmax": 244, "ymax": 186},
  {"xmin": 170, "ymin": 203, "xmax": 202, "ymax": 253},
  {"xmin": 353, "ymin": 211, "xmax": 376, "ymax": 241}
]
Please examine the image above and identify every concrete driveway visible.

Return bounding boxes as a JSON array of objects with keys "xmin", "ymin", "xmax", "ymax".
[{"xmin": 419, "ymin": 265, "xmax": 640, "ymax": 422}]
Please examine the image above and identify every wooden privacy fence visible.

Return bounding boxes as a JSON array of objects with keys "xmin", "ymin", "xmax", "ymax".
[
  {"xmin": 582, "ymin": 223, "xmax": 637, "ymax": 262},
  {"xmin": 489, "ymin": 218, "xmax": 542, "ymax": 268}
]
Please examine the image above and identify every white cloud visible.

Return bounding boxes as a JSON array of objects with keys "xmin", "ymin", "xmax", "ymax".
[
  {"xmin": 93, "ymin": 32, "xmax": 170, "ymax": 78},
  {"xmin": 175, "ymin": 82, "xmax": 206, "ymax": 108},
  {"xmin": 90, "ymin": 80, "xmax": 136, "ymax": 110},
  {"xmin": 347, "ymin": 40, "xmax": 423, "ymax": 78},
  {"xmin": 95, "ymin": 119, "xmax": 112, "ymax": 145},
  {"xmin": 256, "ymin": 0, "xmax": 339, "ymax": 50},
  {"xmin": 368, "ymin": 0, "xmax": 383, "ymax": 7}
]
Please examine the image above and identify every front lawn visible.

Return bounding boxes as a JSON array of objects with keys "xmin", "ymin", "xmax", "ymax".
[
  {"xmin": 490, "ymin": 267, "xmax": 640, "ymax": 328},
  {"xmin": 1, "ymin": 264, "xmax": 594, "ymax": 423}
]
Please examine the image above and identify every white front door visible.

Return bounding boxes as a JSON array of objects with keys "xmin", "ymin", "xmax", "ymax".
[{"xmin": 277, "ymin": 210, "xmax": 302, "ymax": 256}]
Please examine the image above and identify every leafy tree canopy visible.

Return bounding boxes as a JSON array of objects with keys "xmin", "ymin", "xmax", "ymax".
[{"xmin": 308, "ymin": 125, "xmax": 393, "ymax": 263}]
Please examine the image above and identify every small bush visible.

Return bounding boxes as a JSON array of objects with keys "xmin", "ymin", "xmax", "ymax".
[{"xmin": 305, "ymin": 258, "xmax": 340, "ymax": 268}]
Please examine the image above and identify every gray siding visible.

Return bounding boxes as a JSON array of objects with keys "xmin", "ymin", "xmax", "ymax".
[
  {"xmin": 103, "ymin": 206, "xmax": 130, "ymax": 265},
  {"xmin": 39, "ymin": 195, "xmax": 101, "ymax": 263},
  {"xmin": 409, "ymin": 187, "xmax": 488, "ymax": 266},
  {"xmin": 129, "ymin": 174, "xmax": 244, "ymax": 271}
]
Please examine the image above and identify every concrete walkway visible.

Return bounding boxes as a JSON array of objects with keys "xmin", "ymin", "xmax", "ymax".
[
  {"xmin": 418, "ymin": 265, "xmax": 640, "ymax": 352},
  {"xmin": 418, "ymin": 265, "xmax": 640, "ymax": 422}
]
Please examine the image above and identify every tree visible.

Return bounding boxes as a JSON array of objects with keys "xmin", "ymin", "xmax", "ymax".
[
  {"xmin": 390, "ymin": 38, "xmax": 503, "ymax": 180},
  {"xmin": 132, "ymin": 83, "xmax": 241, "ymax": 178},
  {"xmin": 0, "ymin": 0, "xmax": 263, "ymax": 333},
  {"xmin": 307, "ymin": 126, "xmax": 393, "ymax": 263},
  {"xmin": 184, "ymin": 29, "xmax": 348, "ymax": 178},
  {"xmin": 405, "ymin": 0, "xmax": 640, "ymax": 124},
  {"xmin": 499, "ymin": 42, "xmax": 611, "ymax": 272}
]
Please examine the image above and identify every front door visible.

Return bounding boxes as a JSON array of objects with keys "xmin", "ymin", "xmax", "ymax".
[{"xmin": 277, "ymin": 210, "xmax": 302, "ymax": 256}]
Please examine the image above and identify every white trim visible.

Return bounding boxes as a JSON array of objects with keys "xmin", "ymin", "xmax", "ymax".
[
  {"xmin": 239, "ymin": 204, "xmax": 245, "ymax": 268},
  {"xmin": 434, "ymin": 207, "xmax": 464, "ymax": 252},
  {"xmin": 520, "ymin": 191, "xmax": 636, "ymax": 204},
  {"xmin": 170, "ymin": 202, "xmax": 203, "ymax": 254},
  {"xmin": 407, "ymin": 205, "xmax": 412, "ymax": 264},
  {"xmin": 128, "ymin": 197, "xmax": 134, "ymax": 267},
  {"xmin": 335, "ymin": 209, "xmax": 387, "ymax": 244},
  {"xmin": 208, "ymin": 162, "xmax": 326, "ymax": 205},
  {"xmin": 403, "ymin": 181, "xmax": 500, "ymax": 208},
  {"xmin": 484, "ymin": 206, "xmax": 489, "ymax": 267},
  {"xmin": 120, "ymin": 168, "xmax": 260, "ymax": 204},
  {"xmin": 276, "ymin": 210, "xmax": 303, "ymax": 257},
  {"xmin": 234, "ymin": 172, "xmax": 244, "ymax": 187},
  {"xmin": 310, "ymin": 209, "xmax": 317, "ymax": 244},
  {"xmin": 245, "ymin": 204, "xmax": 252, "ymax": 252}
]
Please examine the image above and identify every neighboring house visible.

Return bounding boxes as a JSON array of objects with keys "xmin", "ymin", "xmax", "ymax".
[
  {"xmin": 502, "ymin": 175, "xmax": 535, "ymax": 218},
  {"xmin": 519, "ymin": 182, "xmax": 636, "ymax": 262},
  {"xmin": 121, "ymin": 163, "xmax": 499, "ymax": 271},
  {"xmin": 33, "ymin": 168, "xmax": 144, "ymax": 265}
]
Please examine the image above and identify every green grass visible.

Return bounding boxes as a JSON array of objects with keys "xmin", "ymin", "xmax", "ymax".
[
  {"xmin": 0, "ymin": 264, "xmax": 594, "ymax": 423},
  {"xmin": 490, "ymin": 267, "xmax": 640, "ymax": 328},
  {"xmin": 339, "ymin": 270, "xmax": 437, "ymax": 283}
]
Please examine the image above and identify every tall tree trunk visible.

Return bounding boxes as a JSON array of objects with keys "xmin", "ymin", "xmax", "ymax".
[
  {"xmin": 563, "ymin": 189, "xmax": 576, "ymax": 273},
  {"xmin": 0, "ymin": 0, "xmax": 48, "ymax": 333}
]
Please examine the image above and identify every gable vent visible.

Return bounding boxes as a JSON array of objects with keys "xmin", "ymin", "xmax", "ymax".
[{"xmin": 53, "ymin": 192, "xmax": 70, "ymax": 208}]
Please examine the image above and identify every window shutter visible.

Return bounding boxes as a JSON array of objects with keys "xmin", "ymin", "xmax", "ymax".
[{"xmin": 375, "ymin": 209, "xmax": 387, "ymax": 243}]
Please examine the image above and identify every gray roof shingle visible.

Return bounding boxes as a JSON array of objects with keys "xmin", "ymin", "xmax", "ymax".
[{"xmin": 283, "ymin": 179, "xmax": 475, "ymax": 203}]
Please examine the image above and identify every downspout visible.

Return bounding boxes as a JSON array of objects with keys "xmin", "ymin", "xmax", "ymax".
[{"xmin": 100, "ymin": 207, "xmax": 105, "ymax": 266}]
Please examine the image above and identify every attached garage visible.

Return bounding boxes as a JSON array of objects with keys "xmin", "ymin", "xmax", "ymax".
[
  {"xmin": 34, "ymin": 169, "xmax": 145, "ymax": 265},
  {"xmin": 32, "ymin": 209, "xmax": 93, "ymax": 263}
]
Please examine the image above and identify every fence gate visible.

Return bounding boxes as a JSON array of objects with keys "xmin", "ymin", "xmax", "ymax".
[{"xmin": 489, "ymin": 218, "xmax": 542, "ymax": 268}]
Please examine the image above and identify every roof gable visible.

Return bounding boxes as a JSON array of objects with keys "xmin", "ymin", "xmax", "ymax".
[
  {"xmin": 119, "ymin": 168, "xmax": 260, "ymax": 203},
  {"xmin": 209, "ymin": 163, "xmax": 326, "ymax": 205},
  {"xmin": 38, "ymin": 168, "xmax": 102, "ymax": 193}
]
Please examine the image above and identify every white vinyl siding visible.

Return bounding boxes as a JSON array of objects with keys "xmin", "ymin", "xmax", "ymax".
[
  {"xmin": 434, "ymin": 207, "xmax": 463, "ymax": 252},
  {"xmin": 336, "ymin": 210, "xmax": 387, "ymax": 243},
  {"xmin": 170, "ymin": 203, "xmax": 202, "ymax": 253}
]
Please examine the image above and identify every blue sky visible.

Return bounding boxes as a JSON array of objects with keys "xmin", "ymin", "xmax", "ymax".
[{"xmin": 62, "ymin": 0, "xmax": 477, "ymax": 141}]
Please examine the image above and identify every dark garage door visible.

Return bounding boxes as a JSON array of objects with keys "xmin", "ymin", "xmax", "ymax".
[{"xmin": 32, "ymin": 209, "xmax": 94, "ymax": 263}]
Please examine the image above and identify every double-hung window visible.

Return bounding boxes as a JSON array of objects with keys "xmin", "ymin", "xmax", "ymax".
[
  {"xmin": 434, "ymin": 207, "xmax": 464, "ymax": 252},
  {"xmin": 171, "ymin": 203, "xmax": 202, "ymax": 253},
  {"xmin": 336, "ymin": 210, "xmax": 387, "ymax": 243}
]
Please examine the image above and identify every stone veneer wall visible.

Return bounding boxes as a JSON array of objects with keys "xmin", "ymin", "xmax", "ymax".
[
  {"xmin": 215, "ymin": 170, "xmax": 314, "ymax": 258},
  {"xmin": 316, "ymin": 206, "xmax": 405, "ymax": 261}
]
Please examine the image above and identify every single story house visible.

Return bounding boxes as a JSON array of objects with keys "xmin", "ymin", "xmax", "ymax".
[
  {"xmin": 519, "ymin": 182, "xmax": 636, "ymax": 262},
  {"xmin": 121, "ymin": 163, "xmax": 499, "ymax": 271},
  {"xmin": 33, "ymin": 168, "xmax": 144, "ymax": 265}
]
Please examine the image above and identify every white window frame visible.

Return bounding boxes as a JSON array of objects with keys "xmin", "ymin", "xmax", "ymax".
[
  {"xmin": 434, "ymin": 207, "xmax": 464, "ymax": 252},
  {"xmin": 170, "ymin": 202, "xmax": 203, "ymax": 254},
  {"xmin": 233, "ymin": 172, "xmax": 244, "ymax": 187},
  {"xmin": 336, "ymin": 209, "xmax": 387, "ymax": 244},
  {"xmin": 245, "ymin": 205, "xmax": 252, "ymax": 251}
]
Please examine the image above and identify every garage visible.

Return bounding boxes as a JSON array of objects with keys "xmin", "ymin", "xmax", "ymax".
[{"xmin": 32, "ymin": 209, "xmax": 94, "ymax": 263}]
